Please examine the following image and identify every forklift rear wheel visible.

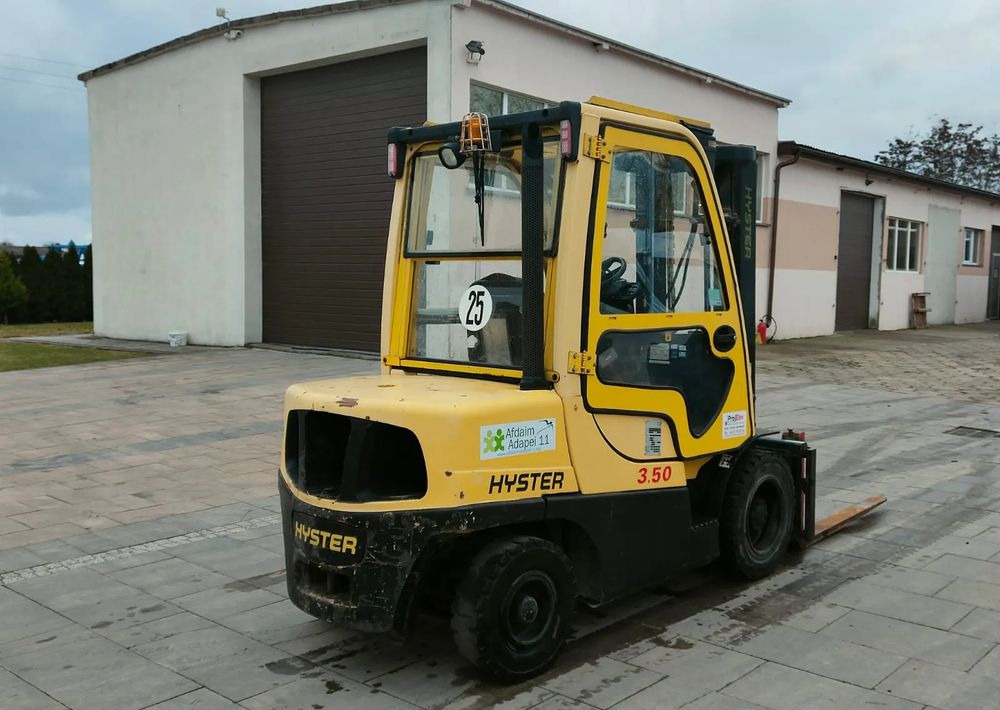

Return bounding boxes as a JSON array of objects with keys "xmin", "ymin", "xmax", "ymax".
[
  {"xmin": 451, "ymin": 536, "xmax": 574, "ymax": 682},
  {"xmin": 720, "ymin": 450, "xmax": 795, "ymax": 580}
]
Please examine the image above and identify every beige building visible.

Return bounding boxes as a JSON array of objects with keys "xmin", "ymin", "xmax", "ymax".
[
  {"xmin": 767, "ymin": 143, "xmax": 1000, "ymax": 339},
  {"xmin": 78, "ymin": 0, "xmax": 1000, "ymax": 348}
]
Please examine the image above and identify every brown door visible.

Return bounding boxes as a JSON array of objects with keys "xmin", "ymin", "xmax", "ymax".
[
  {"xmin": 989, "ymin": 227, "xmax": 1000, "ymax": 319},
  {"xmin": 261, "ymin": 47, "xmax": 426, "ymax": 350},
  {"xmin": 835, "ymin": 192, "xmax": 875, "ymax": 331}
]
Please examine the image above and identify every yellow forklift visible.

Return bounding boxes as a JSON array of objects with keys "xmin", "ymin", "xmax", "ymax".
[{"xmin": 278, "ymin": 98, "xmax": 883, "ymax": 680}]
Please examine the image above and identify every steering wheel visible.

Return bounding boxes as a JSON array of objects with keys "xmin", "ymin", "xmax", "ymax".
[{"xmin": 601, "ymin": 256, "xmax": 627, "ymax": 285}]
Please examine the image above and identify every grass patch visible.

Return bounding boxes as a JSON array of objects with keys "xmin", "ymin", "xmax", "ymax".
[
  {"xmin": 0, "ymin": 321, "xmax": 93, "ymax": 338},
  {"xmin": 0, "ymin": 341, "xmax": 145, "ymax": 372}
]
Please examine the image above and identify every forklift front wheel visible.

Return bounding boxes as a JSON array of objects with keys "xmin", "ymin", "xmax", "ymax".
[
  {"xmin": 451, "ymin": 536, "xmax": 575, "ymax": 682},
  {"xmin": 720, "ymin": 450, "xmax": 795, "ymax": 580}
]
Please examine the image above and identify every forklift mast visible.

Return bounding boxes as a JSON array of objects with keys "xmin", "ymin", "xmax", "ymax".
[
  {"xmin": 712, "ymin": 145, "xmax": 758, "ymax": 382},
  {"xmin": 681, "ymin": 124, "xmax": 757, "ymax": 380}
]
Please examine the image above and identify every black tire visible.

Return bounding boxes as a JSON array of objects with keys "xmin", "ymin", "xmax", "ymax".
[
  {"xmin": 451, "ymin": 536, "xmax": 574, "ymax": 682},
  {"xmin": 720, "ymin": 450, "xmax": 795, "ymax": 580}
]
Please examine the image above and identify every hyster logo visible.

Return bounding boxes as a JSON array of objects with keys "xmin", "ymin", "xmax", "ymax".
[
  {"xmin": 489, "ymin": 471, "xmax": 565, "ymax": 495},
  {"xmin": 294, "ymin": 522, "xmax": 359, "ymax": 555}
]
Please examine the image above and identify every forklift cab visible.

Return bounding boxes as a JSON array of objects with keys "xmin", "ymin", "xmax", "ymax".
[{"xmin": 397, "ymin": 102, "xmax": 753, "ymax": 458}]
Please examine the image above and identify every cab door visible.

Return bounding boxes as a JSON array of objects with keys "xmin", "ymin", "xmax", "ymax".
[{"xmin": 582, "ymin": 125, "xmax": 753, "ymax": 459}]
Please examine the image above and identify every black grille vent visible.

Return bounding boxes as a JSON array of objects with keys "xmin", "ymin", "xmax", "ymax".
[{"xmin": 285, "ymin": 411, "xmax": 427, "ymax": 502}]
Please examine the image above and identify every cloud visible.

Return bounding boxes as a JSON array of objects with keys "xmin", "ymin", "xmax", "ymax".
[
  {"xmin": 0, "ymin": 0, "xmax": 997, "ymax": 246},
  {"xmin": 0, "ymin": 206, "xmax": 91, "ymax": 247},
  {"xmin": 515, "ymin": 0, "xmax": 1000, "ymax": 157},
  {"xmin": 0, "ymin": 0, "xmax": 320, "ymax": 245}
]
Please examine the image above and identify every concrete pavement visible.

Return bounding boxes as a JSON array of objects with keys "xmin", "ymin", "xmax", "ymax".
[{"xmin": 1, "ymin": 323, "xmax": 999, "ymax": 709}]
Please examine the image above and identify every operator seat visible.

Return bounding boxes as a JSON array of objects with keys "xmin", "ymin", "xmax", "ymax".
[{"xmin": 466, "ymin": 272, "xmax": 523, "ymax": 366}]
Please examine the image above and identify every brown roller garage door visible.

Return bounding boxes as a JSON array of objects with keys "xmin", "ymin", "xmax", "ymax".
[
  {"xmin": 261, "ymin": 47, "xmax": 426, "ymax": 350},
  {"xmin": 834, "ymin": 192, "xmax": 875, "ymax": 331}
]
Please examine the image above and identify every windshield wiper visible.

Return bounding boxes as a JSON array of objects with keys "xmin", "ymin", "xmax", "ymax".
[{"xmin": 472, "ymin": 151, "xmax": 487, "ymax": 246}]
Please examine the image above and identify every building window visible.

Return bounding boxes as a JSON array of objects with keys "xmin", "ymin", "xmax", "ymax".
[
  {"xmin": 886, "ymin": 218, "xmax": 921, "ymax": 272},
  {"xmin": 755, "ymin": 153, "xmax": 768, "ymax": 223},
  {"xmin": 470, "ymin": 84, "xmax": 548, "ymax": 116},
  {"xmin": 963, "ymin": 227, "xmax": 984, "ymax": 265},
  {"xmin": 469, "ymin": 85, "xmax": 550, "ymax": 194}
]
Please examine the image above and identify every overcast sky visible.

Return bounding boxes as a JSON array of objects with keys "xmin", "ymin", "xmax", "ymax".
[{"xmin": 1, "ymin": 0, "xmax": 997, "ymax": 246}]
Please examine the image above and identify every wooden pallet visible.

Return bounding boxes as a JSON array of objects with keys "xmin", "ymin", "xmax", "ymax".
[{"xmin": 911, "ymin": 292, "xmax": 931, "ymax": 329}]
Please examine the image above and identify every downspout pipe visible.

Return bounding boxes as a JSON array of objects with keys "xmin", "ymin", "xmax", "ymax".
[{"xmin": 765, "ymin": 147, "xmax": 801, "ymax": 326}]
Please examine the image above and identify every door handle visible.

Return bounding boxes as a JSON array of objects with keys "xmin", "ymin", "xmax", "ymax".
[{"xmin": 713, "ymin": 325, "xmax": 738, "ymax": 352}]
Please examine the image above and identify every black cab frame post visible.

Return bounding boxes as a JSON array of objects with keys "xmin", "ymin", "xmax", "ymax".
[
  {"xmin": 713, "ymin": 145, "xmax": 758, "ymax": 384},
  {"xmin": 520, "ymin": 122, "xmax": 547, "ymax": 390}
]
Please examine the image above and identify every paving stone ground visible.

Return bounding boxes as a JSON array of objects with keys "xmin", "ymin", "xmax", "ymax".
[{"xmin": 1, "ymin": 322, "xmax": 999, "ymax": 710}]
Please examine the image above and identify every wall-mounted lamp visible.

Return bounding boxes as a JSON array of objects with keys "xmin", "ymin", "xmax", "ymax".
[
  {"xmin": 465, "ymin": 40, "xmax": 485, "ymax": 64},
  {"xmin": 217, "ymin": 7, "xmax": 242, "ymax": 39},
  {"xmin": 864, "ymin": 177, "xmax": 874, "ymax": 186}
]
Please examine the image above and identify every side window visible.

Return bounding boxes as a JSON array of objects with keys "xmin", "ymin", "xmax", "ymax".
[
  {"xmin": 600, "ymin": 150, "xmax": 726, "ymax": 315},
  {"xmin": 596, "ymin": 327, "xmax": 734, "ymax": 437}
]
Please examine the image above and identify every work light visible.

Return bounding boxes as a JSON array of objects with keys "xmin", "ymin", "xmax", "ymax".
[{"xmin": 438, "ymin": 142, "xmax": 466, "ymax": 169}]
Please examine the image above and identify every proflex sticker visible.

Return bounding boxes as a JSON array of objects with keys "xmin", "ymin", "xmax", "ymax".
[
  {"xmin": 645, "ymin": 419, "xmax": 662, "ymax": 456},
  {"xmin": 722, "ymin": 410, "xmax": 748, "ymax": 439},
  {"xmin": 481, "ymin": 419, "xmax": 556, "ymax": 460}
]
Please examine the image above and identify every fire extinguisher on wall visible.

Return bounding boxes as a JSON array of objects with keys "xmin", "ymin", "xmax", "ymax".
[{"xmin": 756, "ymin": 320, "xmax": 768, "ymax": 345}]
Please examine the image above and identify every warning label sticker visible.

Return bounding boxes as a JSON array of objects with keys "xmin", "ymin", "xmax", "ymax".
[
  {"xmin": 645, "ymin": 420, "xmax": 662, "ymax": 456},
  {"xmin": 722, "ymin": 411, "xmax": 748, "ymax": 439},
  {"xmin": 481, "ymin": 419, "xmax": 556, "ymax": 460}
]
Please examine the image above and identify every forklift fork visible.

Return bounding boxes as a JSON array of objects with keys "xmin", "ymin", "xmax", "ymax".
[
  {"xmin": 787, "ymin": 430, "xmax": 886, "ymax": 547},
  {"xmin": 757, "ymin": 430, "xmax": 886, "ymax": 548}
]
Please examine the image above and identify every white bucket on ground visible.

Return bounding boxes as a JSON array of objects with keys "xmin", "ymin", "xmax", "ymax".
[{"xmin": 167, "ymin": 331, "xmax": 188, "ymax": 347}]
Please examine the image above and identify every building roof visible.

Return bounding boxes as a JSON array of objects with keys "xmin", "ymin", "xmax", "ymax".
[
  {"xmin": 475, "ymin": 1, "xmax": 788, "ymax": 106},
  {"xmin": 77, "ymin": 0, "xmax": 789, "ymax": 107},
  {"xmin": 778, "ymin": 141, "xmax": 1000, "ymax": 203}
]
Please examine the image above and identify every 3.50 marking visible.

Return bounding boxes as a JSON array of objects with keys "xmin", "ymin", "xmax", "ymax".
[{"xmin": 637, "ymin": 465, "xmax": 672, "ymax": 485}]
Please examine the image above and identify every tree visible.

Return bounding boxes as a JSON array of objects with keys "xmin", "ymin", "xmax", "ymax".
[
  {"xmin": 13, "ymin": 246, "xmax": 44, "ymax": 322},
  {"xmin": 876, "ymin": 119, "xmax": 1000, "ymax": 193},
  {"xmin": 83, "ymin": 244, "xmax": 93, "ymax": 320},
  {"xmin": 0, "ymin": 253, "xmax": 28, "ymax": 324},
  {"xmin": 39, "ymin": 246, "xmax": 66, "ymax": 321},
  {"xmin": 61, "ymin": 242, "xmax": 85, "ymax": 321}
]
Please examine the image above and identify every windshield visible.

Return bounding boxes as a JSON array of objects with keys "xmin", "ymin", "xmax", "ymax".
[
  {"xmin": 406, "ymin": 141, "xmax": 561, "ymax": 253},
  {"xmin": 405, "ymin": 139, "xmax": 562, "ymax": 369}
]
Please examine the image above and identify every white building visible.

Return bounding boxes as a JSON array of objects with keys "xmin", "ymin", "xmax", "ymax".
[{"xmin": 79, "ymin": 0, "xmax": 1000, "ymax": 348}]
